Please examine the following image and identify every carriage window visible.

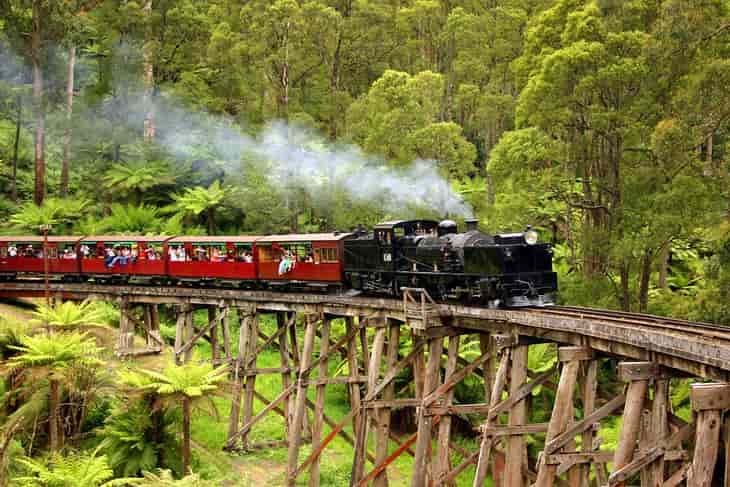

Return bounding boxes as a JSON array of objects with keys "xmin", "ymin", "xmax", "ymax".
[
  {"xmin": 48, "ymin": 247, "xmax": 58, "ymax": 259},
  {"xmin": 235, "ymin": 244, "xmax": 254, "ymax": 262},
  {"xmin": 394, "ymin": 227, "xmax": 405, "ymax": 238},
  {"xmin": 376, "ymin": 231, "xmax": 392, "ymax": 245},
  {"xmin": 190, "ymin": 243, "xmax": 227, "ymax": 262},
  {"xmin": 314, "ymin": 247, "xmax": 338, "ymax": 263},
  {"xmin": 142, "ymin": 244, "xmax": 163, "ymax": 261},
  {"xmin": 58, "ymin": 244, "xmax": 77, "ymax": 259},
  {"xmin": 0, "ymin": 247, "xmax": 6, "ymax": 258}
]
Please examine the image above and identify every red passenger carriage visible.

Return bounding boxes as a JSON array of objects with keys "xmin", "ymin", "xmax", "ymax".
[
  {"xmin": 79, "ymin": 236, "xmax": 171, "ymax": 279},
  {"xmin": 167, "ymin": 236, "xmax": 257, "ymax": 282},
  {"xmin": 0, "ymin": 236, "xmax": 82, "ymax": 277},
  {"xmin": 255, "ymin": 233, "xmax": 351, "ymax": 286}
]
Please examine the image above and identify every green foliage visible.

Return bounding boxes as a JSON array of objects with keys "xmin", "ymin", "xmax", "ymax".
[
  {"xmin": 100, "ymin": 401, "xmax": 181, "ymax": 477},
  {"xmin": 13, "ymin": 449, "xmax": 134, "ymax": 487},
  {"xmin": 30, "ymin": 300, "xmax": 110, "ymax": 332},
  {"xmin": 7, "ymin": 333, "xmax": 103, "ymax": 376},
  {"xmin": 167, "ymin": 181, "xmax": 227, "ymax": 235},
  {"xmin": 103, "ymin": 161, "xmax": 176, "ymax": 206},
  {"xmin": 131, "ymin": 361, "xmax": 228, "ymax": 402},
  {"xmin": 96, "ymin": 204, "xmax": 165, "ymax": 235},
  {"xmin": 9, "ymin": 198, "xmax": 90, "ymax": 234},
  {"xmin": 136, "ymin": 469, "xmax": 216, "ymax": 486}
]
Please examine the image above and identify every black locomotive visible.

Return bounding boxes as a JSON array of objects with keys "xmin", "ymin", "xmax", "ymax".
[{"xmin": 343, "ymin": 219, "xmax": 557, "ymax": 307}]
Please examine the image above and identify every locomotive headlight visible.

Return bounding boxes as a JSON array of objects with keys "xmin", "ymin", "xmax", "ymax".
[{"xmin": 523, "ymin": 229, "xmax": 539, "ymax": 245}]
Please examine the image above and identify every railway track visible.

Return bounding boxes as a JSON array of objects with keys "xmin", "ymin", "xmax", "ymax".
[{"xmin": 535, "ymin": 305, "xmax": 730, "ymax": 341}]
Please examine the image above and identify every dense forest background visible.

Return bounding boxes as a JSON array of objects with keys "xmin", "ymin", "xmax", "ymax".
[
  {"xmin": 0, "ymin": 1, "xmax": 729, "ymax": 485},
  {"xmin": 1, "ymin": 0, "xmax": 729, "ymax": 319}
]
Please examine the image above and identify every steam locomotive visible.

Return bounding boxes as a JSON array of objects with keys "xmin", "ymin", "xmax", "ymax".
[
  {"xmin": 0, "ymin": 219, "xmax": 557, "ymax": 307},
  {"xmin": 344, "ymin": 219, "xmax": 557, "ymax": 307}
]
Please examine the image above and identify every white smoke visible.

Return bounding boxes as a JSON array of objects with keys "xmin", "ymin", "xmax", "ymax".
[{"xmin": 150, "ymin": 96, "xmax": 473, "ymax": 217}]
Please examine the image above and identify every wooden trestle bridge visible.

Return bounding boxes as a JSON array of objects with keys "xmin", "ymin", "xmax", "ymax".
[{"xmin": 1, "ymin": 282, "xmax": 730, "ymax": 487}]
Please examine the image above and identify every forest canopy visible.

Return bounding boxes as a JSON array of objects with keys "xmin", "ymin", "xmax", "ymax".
[{"xmin": 0, "ymin": 0, "xmax": 729, "ymax": 319}]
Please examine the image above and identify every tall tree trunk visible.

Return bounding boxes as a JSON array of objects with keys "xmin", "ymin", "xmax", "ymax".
[
  {"xmin": 207, "ymin": 208, "xmax": 215, "ymax": 236},
  {"xmin": 48, "ymin": 378, "xmax": 60, "ymax": 451},
  {"xmin": 657, "ymin": 243, "xmax": 669, "ymax": 289},
  {"xmin": 329, "ymin": 34, "xmax": 342, "ymax": 139},
  {"xmin": 182, "ymin": 397, "xmax": 191, "ymax": 475},
  {"xmin": 31, "ymin": 0, "xmax": 45, "ymax": 206},
  {"xmin": 142, "ymin": 0, "xmax": 155, "ymax": 140},
  {"xmin": 619, "ymin": 261, "xmax": 631, "ymax": 311},
  {"xmin": 11, "ymin": 95, "xmax": 21, "ymax": 202},
  {"xmin": 638, "ymin": 251, "xmax": 652, "ymax": 313},
  {"xmin": 60, "ymin": 46, "xmax": 76, "ymax": 197}
]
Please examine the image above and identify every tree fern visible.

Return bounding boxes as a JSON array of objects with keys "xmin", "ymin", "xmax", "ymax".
[
  {"xmin": 100, "ymin": 401, "xmax": 181, "ymax": 478},
  {"xmin": 13, "ymin": 448, "xmax": 139, "ymax": 487},
  {"xmin": 120, "ymin": 360, "xmax": 228, "ymax": 474},
  {"xmin": 30, "ymin": 301, "xmax": 109, "ymax": 333}
]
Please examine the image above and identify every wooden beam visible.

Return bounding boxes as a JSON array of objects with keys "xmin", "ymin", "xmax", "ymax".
[
  {"xmin": 690, "ymin": 383, "xmax": 730, "ymax": 411},
  {"xmin": 612, "ymin": 370, "xmax": 649, "ymax": 487},
  {"xmin": 435, "ymin": 335, "xmax": 459, "ymax": 486},
  {"xmin": 535, "ymin": 356, "xmax": 580, "ymax": 487},
  {"xmin": 286, "ymin": 315, "xmax": 317, "ymax": 486},
  {"xmin": 617, "ymin": 361, "xmax": 662, "ymax": 381},
  {"xmin": 472, "ymin": 349, "xmax": 511, "ymax": 487},
  {"xmin": 411, "ymin": 337, "xmax": 443, "ymax": 487},
  {"xmin": 687, "ymin": 409, "xmax": 722, "ymax": 487},
  {"xmin": 309, "ymin": 318, "xmax": 330, "ymax": 487},
  {"xmin": 505, "ymin": 344, "xmax": 528, "ymax": 487},
  {"xmin": 545, "ymin": 393, "xmax": 627, "ymax": 455},
  {"xmin": 374, "ymin": 321, "xmax": 400, "ymax": 487},
  {"xmin": 363, "ymin": 341, "xmax": 425, "ymax": 402},
  {"xmin": 557, "ymin": 346, "xmax": 594, "ymax": 362}
]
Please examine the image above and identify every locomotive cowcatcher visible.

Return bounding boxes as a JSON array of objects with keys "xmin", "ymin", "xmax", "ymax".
[{"xmin": 343, "ymin": 219, "xmax": 557, "ymax": 307}]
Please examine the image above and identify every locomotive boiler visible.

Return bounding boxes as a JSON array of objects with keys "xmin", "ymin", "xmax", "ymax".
[{"xmin": 343, "ymin": 219, "xmax": 557, "ymax": 307}]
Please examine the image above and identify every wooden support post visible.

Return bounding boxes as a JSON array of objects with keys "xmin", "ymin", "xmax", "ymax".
[
  {"xmin": 345, "ymin": 317, "xmax": 362, "ymax": 446},
  {"xmin": 289, "ymin": 314, "xmax": 311, "ymax": 438},
  {"xmin": 277, "ymin": 312, "xmax": 293, "ymax": 436},
  {"xmin": 411, "ymin": 336, "xmax": 443, "ymax": 487},
  {"xmin": 722, "ymin": 412, "xmax": 730, "ymax": 486},
  {"xmin": 226, "ymin": 309, "xmax": 252, "ymax": 449},
  {"xmin": 183, "ymin": 306, "xmax": 194, "ymax": 363},
  {"xmin": 309, "ymin": 317, "xmax": 330, "ymax": 487},
  {"xmin": 504, "ymin": 343, "xmax": 528, "ymax": 487},
  {"xmin": 222, "ymin": 308, "xmax": 232, "ymax": 360},
  {"xmin": 362, "ymin": 324, "xmax": 386, "ymax": 487},
  {"xmin": 687, "ymin": 383, "xmax": 730, "ymax": 487},
  {"xmin": 580, "ymin": 359, "xmax": 598, "ymax": 487},
  {"xmin": 240, "ymin": 312, "xmax": 259, "ymax": 450},
  {"xmin": 535, "ymin": 347, "xmax": 588, "ymax": 487},
  {"xmin": 174, "ymin": 305, "xmax": 185, "ymax": 365},
  {"xmin": 611, "ymin": 362, "xmax": 651, "ymax": 487},
  {"xmin": 286, "ymin": 314, "xmax": 317, "ymax": 486},
  {"xmin": 473, "ymin": 346, "xmax": 510, "ymax": 487},
  {"xmin": 147, "ymin": 304, "xmax": 161, "ymax": 351},
  {"xmin": 436, "ymin": 335, "xmax": 459, "ymax": 486},
  {"xmin": 117, "ymin": 297, "xmax": 134, "ymax": 354},
  {"xmin": 649, "ymin": 378, "xmax": 669, "ymax": 486},
  {"xmin": 209, "ymin": 306, "xmax": 219, "ymax": 362},
  {"xmin": 374, "ymin": 321, "xmax": 400, "ymax": 487}
]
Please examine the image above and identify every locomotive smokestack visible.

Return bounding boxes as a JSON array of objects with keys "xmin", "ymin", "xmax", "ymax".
[{"xmin": 465, "ymin": 218, "xmax": 479, "ymax": 232}]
